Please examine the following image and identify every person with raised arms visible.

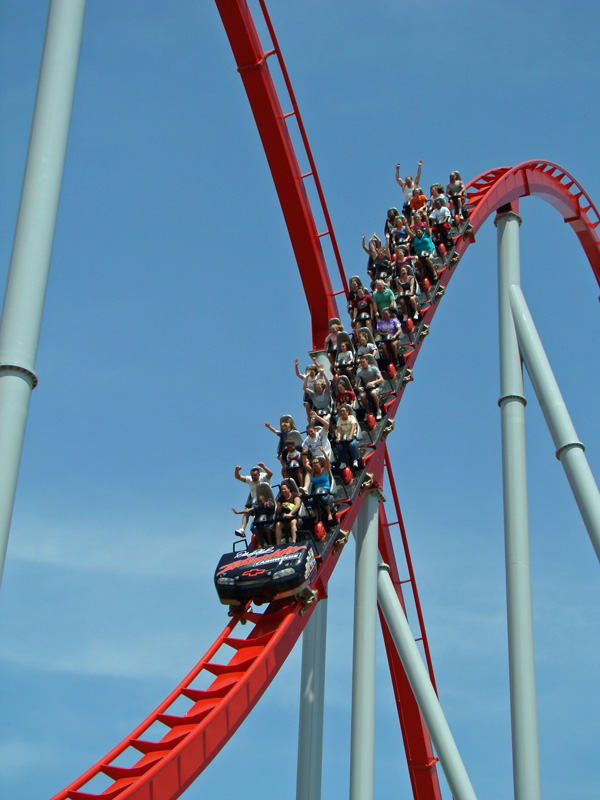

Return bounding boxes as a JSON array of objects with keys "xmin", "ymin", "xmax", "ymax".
[
  {"xmin": 233, "ymin": 462, "xmax": 273, "ymax": 538},
  {"xmin": 395, "ymin": 159, "xmax": 423, "ymax": 219}
]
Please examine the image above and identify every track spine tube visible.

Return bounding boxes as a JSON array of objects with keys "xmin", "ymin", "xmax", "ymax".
[
  {"xmin": 508, "ymin": 284, "xmax": 600, "ymax": 562},
  {"xmin": 349, "ymin": 490, "xmax": 379, "ymax": 800},
  {"xmin": 377, "ymin": 564, "xmax": 478, "ymax": 800},
  {"xmin": 376, "ymin": 502, "xmax": 443, "ymax": 800},
  {"xmin": 0, "ymin": 0, "xmax": 87, "ymax": 589},
  {"xmin": 296, "ymin": 597, "xmax": 327, "ymax": 800},
  {"xmin": 383, "ymin": 448, "xmax": 437, "ymax": 692},
  {"xmin": 496, "ymin": 209, "xmax": 542, "ymax": 800}
]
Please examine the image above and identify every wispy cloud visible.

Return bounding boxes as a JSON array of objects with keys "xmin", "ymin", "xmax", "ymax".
[
  {"xmin": 0, "ymin": 739, "xmax": 54, "ymax": 775},
  {"xmin": 8, "ymin": 508, "xmax": 227, "ymax": 580}
]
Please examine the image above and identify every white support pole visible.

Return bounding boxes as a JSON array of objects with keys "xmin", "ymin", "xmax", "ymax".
[
  {"xmin": 377, "ymin": 563, "xmax": 478, "ymax": 800},
  {"xmin": 296, "ymin": 597, "xmax": 327, "ymax": 800},
  {"xmin": 0, "ymin": 0, "xmax": 86, "ymax": 589},
  {"xmin": 349, "ymin": 491, "xmax": 379, "ymax": 800},
  {"xmin": 509, "ymin": 283, "xmax": 600, "ymax": 562},
  {"xmin": 495, "ymin": 210, "xmax": 542, "ymax": 800}
]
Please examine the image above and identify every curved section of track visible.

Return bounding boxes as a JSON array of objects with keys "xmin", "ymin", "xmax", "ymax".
[
  {"xmin": 50, "ymin": 159, "xmax": 600, "ymax": 800},
  {"xmin": 466, "ymin": 161, "xmax": 600, "ymax": 279}
]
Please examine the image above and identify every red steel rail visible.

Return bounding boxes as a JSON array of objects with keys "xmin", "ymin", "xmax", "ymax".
[
  {"xmin": 256, "ymin": 0, "xmax": 348, "ymax": 300},
  {"xmin": 214, "ymin": 0, "xmax": 343, "ymax": 349},
  {"xmin": 49, "ymin": 158, "xmax": 600, "ymax": 800},
  {"xmin": 465, "ymin": 161, "xmax": 600, "ymax": 285}
]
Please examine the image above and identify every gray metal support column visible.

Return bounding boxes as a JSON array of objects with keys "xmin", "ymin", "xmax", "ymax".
[
  {"xmin": 377, "ymin": 563, "xmax": 478, "ymax": 800},
  {"xmin": 349, "ymin": 491, "xmax": 379, "ymax": 800},
  {"xmin": 495, "ymin": 210, "xmax": 542, "ymax": 800},
  {"xmin": 0, "ymin": 0, "xmax": 86, "ymax": 588},
  {"xmin": 296, "ymin": 598, "xmax": 327, "ymax": 800},
  {"xmin": 509, "ymin": 284, "xmax": 600, "ymax": 562}
]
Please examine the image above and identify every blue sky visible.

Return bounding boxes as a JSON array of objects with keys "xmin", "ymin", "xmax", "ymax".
[{"xmin": 1, "ymin": 1, "xmax": 600, "ymax": 798}]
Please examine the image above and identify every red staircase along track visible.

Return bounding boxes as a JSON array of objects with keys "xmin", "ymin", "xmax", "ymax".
[{"xmin": 48, "ymin": 1, "xmax": 600, "ymax": 797}]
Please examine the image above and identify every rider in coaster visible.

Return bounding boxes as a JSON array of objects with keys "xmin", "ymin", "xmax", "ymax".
[
  {"xmin": 295, "ymin": 357, "xmax": 319, "ymax": 422},
  {"xmin": 384, "ymin": 207, "xmax": 400, "ymax": 242},
  {"xmin": 446, "ymin": 170, "xmax": 469, "ymax": 222},
  {"xmin": 376, "ymin": 307, "xmax": 402, "ymax": 363},
  {"xmin": 395, "ymin": 160, "xmax": 423, "ymax": 220},
  {"xmin": 275, "ymin": 481, "xmax": 301, "ymax": 544},
  {"xmin": 351, "ymin": 285, "xmax": 375, "ymax": 336},
  {"xmin": 233, "ymin": 462, "xmax": 273, "ymax": 538},
  {"xmin": 355, "ymin": 330, "xmax": 379, "ymax": 360},
  {"xmin": 335, "ymin": 404, "xmax": 360, "ymax": 470},
  {"xmin": 301, "ymin": 414, "xmax": 333, "ymax": 491},
  {"xmin": 303, "ymin": 363, "xmax": 332, "ymax": 422},
  {"xmin": 283, "ymin": 437, "xmax": 305, "ymax": 486},
  {"xmin": 335, "ymin": 339, "xmax": 355, "ymax": 383},
  {"xmin": 430, "ymin": 197, "xmax": 453, "ymax": 253},
  {"xmin": 409, "ymin": 210, "xmax": 427, "ymax": 236},
  {"xmin": 392, "ymin": 244, "xmax": 415, "ymax": 282},
  {"xmin": 372, "ymin": 238, "xmax": 394, "ymax": 285},
  {"xmin": 389, "ymin": 215, "xmax": 411, "ymax": 252},
  {"xmin": 324, "ymin": 320, "xmax": 341, "ymax": 367},
  {"xmin": 406, "ymin": 213, "xmax": 438, "ymax": 285},
  {"xmin": 231, "ymin": 494, "xmax": 275, "ymax": 548},
  {"xmin": 334, "ymin": 376, "xmax": 356, "ymax": 418},
  {"xmin": 355, "ymin": 355, "xmax": 385, "ymax": 420},
  {"xmin": 372, "ymin": 278, "xmax": 397, "ymax": 322},
  {"xmin": 396, "ymin": 264, "xmax": 419, "ymax": 321},
  {"xmin": 264, "ymin": 415, "xmax": 299, "ymax": 470},
  {"xmin": 307, "ymin": 447, "xmax": 335, "ymax": 524},
  {"xmin": 409, "ymin": 186, "xmax": 428, "ymax": 221},
  {"xmin": 428, "ymin": 182, "xmax": 448, "ymax": 212},
  {"xmin": 347, "ymin": 276, "xmax": 364, "ymax": 321},
  {"xmin": 362, "ymin": 232, "xmax": 393, "ymax": 285}
]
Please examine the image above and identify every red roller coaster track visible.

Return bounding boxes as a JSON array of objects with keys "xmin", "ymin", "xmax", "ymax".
[
  {"xmin": 49, "ymin": 161, "xmax": 600, "ymax": 800},
  {"xmin": 48, "ymin": 3, "xmax": 600, "ymax": 800}
]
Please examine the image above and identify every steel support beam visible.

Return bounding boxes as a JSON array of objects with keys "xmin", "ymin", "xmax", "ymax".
[
  {"xmin": 349, "ymin": 491, "xmax": 379, "ymax": 800},
  {"xmin": 0, "ymin": 0, "xmax": 87, "ymax": 589},
  {"xmin": 495, "ymin": 209, "xmax": 542, "ymax": 800},
  {"xmin": 377, "ymin": 563, "xmax": 478, "ymax": 800},
  {"xmin": 508, "ymin": 284, "xmax": 600, "ymax": 562},
  {"xmin": 296, "ymin": 597, "xmax": 327, "ymax": 800}
]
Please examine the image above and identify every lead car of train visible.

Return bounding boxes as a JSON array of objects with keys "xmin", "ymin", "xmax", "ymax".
[
  {"xmin": 215, "ymin": 540, "xmax": 319, "ymax": 607},
  {"xmin": 214, "ymin": 480, "xmax": 333, "ymax": 608}
]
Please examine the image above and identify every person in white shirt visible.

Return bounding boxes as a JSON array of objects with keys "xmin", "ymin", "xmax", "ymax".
[
  {"xmin": 233, "ymin": 462, "xmax": 273, "ymax": 537},
  {"xmin": 301, "ymin": 414, "xmax": 333, "ymax": 490}
]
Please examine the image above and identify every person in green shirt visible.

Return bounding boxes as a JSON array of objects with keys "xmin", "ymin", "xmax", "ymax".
[{"xmin": 372, "ymin": 279, "xmax": 397, "ymax": 321}]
